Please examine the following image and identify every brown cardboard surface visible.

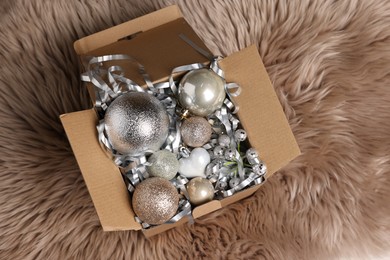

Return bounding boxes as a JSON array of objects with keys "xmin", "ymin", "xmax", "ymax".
[
  {"xmin": 60, "ymin": 109, "xmax": 141, "ymax": 231},
  {"xmin": 61, "ymin": 5, "xmax": 301, "ymax": 235},
  {"xmin": 219, "ymin": 45, "xmax": 301, "ymax": 176},
  {"xmin": 82, "ymin": 18, "xmax": 210, "ymax": 89},
  {"xmin": 74, "ymin": 5, "xmax": 182, "ymax": 55}
]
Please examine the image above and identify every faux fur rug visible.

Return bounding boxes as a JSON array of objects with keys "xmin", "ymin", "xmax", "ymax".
[{"xmin": 1, "ymin": 0, "xmax": 389, "ymax": 259}]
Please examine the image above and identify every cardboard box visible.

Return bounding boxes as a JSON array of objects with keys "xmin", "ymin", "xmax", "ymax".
[{"xmin": 61, "ymin": 5, "xmax": 300, "ymax": 237}]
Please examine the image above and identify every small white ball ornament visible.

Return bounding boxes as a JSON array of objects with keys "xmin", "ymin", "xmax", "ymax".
[{"xmin": 178, "ymin": 68, "xmax": 226, "ymax": 116}]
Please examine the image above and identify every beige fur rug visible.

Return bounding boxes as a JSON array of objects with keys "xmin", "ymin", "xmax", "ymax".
[{"xmin": 1, "ymin": 0, "xmax": 389, "ymax": 259}]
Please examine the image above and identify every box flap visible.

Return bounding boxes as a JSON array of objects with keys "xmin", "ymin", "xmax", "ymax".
[
  {"xmin": 74, "ymin": 5, "xmax": 183, "ymax": 55},
  {"xmin": 81, "ymin": 17, "xmax": 210, "ymax": 88},
  {"xmin": 219, "ymin": 45, "xmax": 301, "ymax": 176},
  {"xmin": 60, "ymin": 109, "xmax": 141, "ymax": 231}
]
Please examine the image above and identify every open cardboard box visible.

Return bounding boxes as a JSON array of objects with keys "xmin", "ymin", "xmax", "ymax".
[{"xmin": 60, "ymin": 5, "xmax": 300, "ymax": 237}]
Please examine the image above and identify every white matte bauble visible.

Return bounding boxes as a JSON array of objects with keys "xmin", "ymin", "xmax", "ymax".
[
  {"xmin": 104, "ymin": 92, "xmax": 169, "ymax": 155},
  {"xmin": 178, "ymin": 148, "xmax": 210, "ymax": 178},
  {"xmin": 186, "ymin": 177, "xmax": 215, "ymax": 205},
  {"xmin": 178, "ymin": 68, "xmax": 226, "ymax": 116}
]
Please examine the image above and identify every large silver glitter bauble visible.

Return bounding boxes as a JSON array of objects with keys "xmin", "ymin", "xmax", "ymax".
[
  {"xmin": 147, "ymin": 150, "xmax": 179, "ymax": 180},
  {"xmin": 132, "ymin": 177, "xmax": 179, "ymax": 225},
  {"xmin": 178, "ymin": 68, "xmax": 226, "ymax": 116},
  {"xmin": 104, "ymin": 92, "xmax": 169, "ymax": 155},
  {"xmin": 186, "ymin": 177, "xmax": 215, "ymax": 206},
  {"xmin": 181, "ymin": 116, "xmax": 212, "ymax": 147}
]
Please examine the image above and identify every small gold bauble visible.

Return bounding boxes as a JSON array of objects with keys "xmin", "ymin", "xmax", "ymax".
[
  {"xmin": 186, "ymin": 177, "xmax": 215, "ymax": 206},
  {"xmin": 181, "ymin": 116, "xmax": 212, "ymax": 147}
]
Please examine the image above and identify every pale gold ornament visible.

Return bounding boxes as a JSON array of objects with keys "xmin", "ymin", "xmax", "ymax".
[
  {"xmin": 178, "ymin": 68, "xmax": 226, "ymax": 116},
  {"xmin": 132, "ymin": 177, "xmax": 179, "ymax": 225},
  {"xmin": 186, "ymin": 177, "xmax": 215, "ymax": 206}
]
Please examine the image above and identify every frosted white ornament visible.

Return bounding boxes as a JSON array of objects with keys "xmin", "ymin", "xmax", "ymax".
[
  {"xmin": 178, "ymin": 148, "xmax": 210, "ymax": 178},
  {"xmin": 147, "ymin": 150, "xmax": 179, "ymax": 180}
]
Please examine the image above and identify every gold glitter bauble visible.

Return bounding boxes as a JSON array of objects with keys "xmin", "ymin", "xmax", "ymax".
[
  {"xmin": 132, "ymin": 177, "xmax": 179, "ymax": 225},
  {"xmin": 186, "ymin": 177, "xmax": 215, "ymax": 206},
  {"xmin": 181, "ymin": 116, "xmax": 212, "ymax": 147}
]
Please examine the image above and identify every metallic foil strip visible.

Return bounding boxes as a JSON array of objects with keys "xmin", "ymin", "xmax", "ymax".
[
  {"xmin": 179, "ymin": 34, "xmax": 214, "ymax": 60},
  {"xmin": 167, "ymin": 199, "xmax": 192, "ymax": 224}
]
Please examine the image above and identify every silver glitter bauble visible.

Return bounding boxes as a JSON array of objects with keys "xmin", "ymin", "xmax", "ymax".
[
  {"xmin": 181, "ymin": 116, "xmax": 212, "ymax": 147},
  {"xmin": 147, "ymin": 150, "xmax": 179, "ymax": 180},
  {"xmin": 253, "ymin": 163, "xmax": 267, "ymax": 175},
  {"xmin": 246, "ymin": 148, "xmax": 260, "ymax": 165},
  {"xmin": 213, "ymin": 145, "xmax": 225, "ymax": 158},
  {"xmin": 104, "ymin": 92, "xmax": 169, "ymax": 155},
  {"xmin": 178, "ymin": 68, "xmax": 226, "ymax": 116},
  {"xmin": 224, "ymin": 148, "xmax": 235, "ymax": 161},
  {"xmin": 186, "ymin": 177, "xmax": 215, "ymax": 206},
  {"xmin": 218, "ymin": 134, "xmax": 230, "ymax": 147},
  {"xmin": 132, "ymin": 177, "xmax": 179, "ymax": 225},
  {"xmin": 234, "ymin": 129, "xmax": 247, "ymax": 142},
  {"xmin": 229, "ymin": 177, "xmax": 240, "ymax": 188}
]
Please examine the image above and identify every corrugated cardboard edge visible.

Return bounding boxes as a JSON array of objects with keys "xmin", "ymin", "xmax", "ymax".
[
  {"xmin": 74, "ymin": 5, "xmax": 182, "ymax": 55},
  {"xmin": 219, "ymin": 45, "xmax": 301, "ymax": 175},
  {"xmin": 60, "ymin": 109, "xmax": 141, "ymax": 231}
]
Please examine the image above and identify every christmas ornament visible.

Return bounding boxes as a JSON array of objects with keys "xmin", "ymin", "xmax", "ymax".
[
  {"xmin": 132, "ymin": 177, "xmax": 179, "ymax": 225},
  {"xmin": 224, "ymin": 148, "xmax": 235, "ymax": 161},
  {"xmin": 252, "ymin": 163, "xmax": 267, "ymax": 175},
  {"xmin": 229, "ymin": 177, "xmax": 240, "ymax": 188},
  {"xmin": 178, "ymin": 68, "xmax": 226, "ymax": 116},
  {"xmin": 104, "ymin": 92, "xmax": 169, "ymax": 155},
  {"xmin": 178, "ymin": 148, "xmax": 210, "ymax": 178},
  {"xmin": 246, "ymin": 148, "xmax": 260, "ymax": 165},
  {"xmin": 213, "ymin": 145, "xmax": 225, "ymax": 158},
  {"xmin": 147, "ymin": 150, "xmax": 179, "ymax": 180},
  {"xmin": 234, "ymin": 129, "xmax": 247, "ymax": 142},
  {"xmin": 181, "ymin": 116, "xmax": 212, "ymax": 147},
  {"xmin": 218, "ymin": 134, "xmax": 230, "ymax": 147},
  {"xmin": 186, "ymin": 177, "xmax": 215, "ymax": 205}
]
